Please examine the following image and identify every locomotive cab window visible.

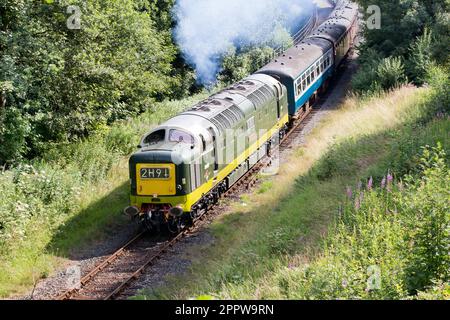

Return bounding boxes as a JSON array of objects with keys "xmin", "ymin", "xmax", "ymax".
[
  {"xmin": 169, "ymin": 129, "xmax": 194, "ymax": 145},
  {"xmin": 143, "ymin": 129, "xmax": 165, "ymax": 146}
]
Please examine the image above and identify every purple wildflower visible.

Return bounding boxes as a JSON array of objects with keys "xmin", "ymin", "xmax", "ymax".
[
  {"xmin": 342, "ymin": 279, "xmax": 348, "ymax": 288},
  {"xmin": 387, "ymin": 173, "xmax": 393, "ymax": 184},
  {"xmin": 346, "ymin": 186, "xmax": 353, "ymax": 200},
  {"xmin": 387, "ymin": 173, "xmax": 393, "ymax": 192},
  {"xmin": 381, "ymin": 176, "xmax": 386, "ymax": 189},
  {"xmin": 359, "ymin": 192, "xmax": 364, "ymax": 205},
  {"xmin": 354, "ymin": 197, "xmax": 360, "ymax": 210},
  {"xmin": 367, "ymin": 176, "xmax": 373, "ymax": 190}
]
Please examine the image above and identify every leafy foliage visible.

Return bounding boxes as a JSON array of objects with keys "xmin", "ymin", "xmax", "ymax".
[
  {"xmin": 0, "ymin": 0, "xmax": 183, "ymax": 164},
  {"xmin": 275, "ymin": 145, "xmax": 449, "ymax": 299},
  {"xmin": 353, "ymin": 0, "xmax": 449, "ymax": 93},
  {"xmin": 376, "ymin": 56, "xmax": 408, "ymax": 90},
  {"xmin": 219, "ymin": 46, "xmax": 276, "ymax": 85}
]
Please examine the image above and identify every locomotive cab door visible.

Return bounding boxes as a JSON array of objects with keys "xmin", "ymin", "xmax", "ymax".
[
  {"xmin": 272, "ymin": 80, "xmax": 283, "ymax": 120},
  {"xmin": 207, "ymin": 127, "xmax": 219, "ymax": 176}
]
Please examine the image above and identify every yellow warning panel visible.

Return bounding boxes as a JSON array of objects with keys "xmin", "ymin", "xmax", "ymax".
[{"xmin": 136, "ymin": 163, "xmax": 176, "ymax": 196}]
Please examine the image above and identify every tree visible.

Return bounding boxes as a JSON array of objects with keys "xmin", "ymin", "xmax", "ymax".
[{"xmin": 0, "ymin": 0, "xmax": 179, "ymax": 164}]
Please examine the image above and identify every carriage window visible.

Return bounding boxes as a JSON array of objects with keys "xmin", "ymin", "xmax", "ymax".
[
  {"xmin": 143, "ymin": 129, "xmax": 165, "ymax": 146},
  {"xmin": 169, "ymin": 129, "xmax": 194, "ymax": 144}
]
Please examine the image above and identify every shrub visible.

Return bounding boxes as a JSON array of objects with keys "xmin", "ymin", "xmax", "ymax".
[
  {"xmin": 219, "ymin": 46, "xmax": 275, "ymax": 85},
  {"xmin": 376, "ymin": 56, "xmax": 408, "ymax": 91},
  {"xmin": 0, "ymin": 107, "xmax": 30, "ymax": 165},
  {"xmin": 407, "ymin": 28, "xmax": 433, "ymax": 85},
  {"xmin": 401, "ymin": 144, "xmax": 450, "ymax": 293},
  {"xmin": 0, "ymin": 164, "xmax": 79, "ymax": 253}
]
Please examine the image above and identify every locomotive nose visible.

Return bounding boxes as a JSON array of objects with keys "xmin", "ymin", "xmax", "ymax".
[{"xmin": 130, "ymin": 149, "xmax": 179, "ymax": 197}]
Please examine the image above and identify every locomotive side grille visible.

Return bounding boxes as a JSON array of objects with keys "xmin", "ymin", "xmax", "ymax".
[
  {"xmin": 229, "ymin": 105, "xmax": 245, "ymax": 121},
  {"xmin": 247, "ymin": 86, "xmax": 272, "ymax": 109},
  {"xmin": 210, "ymin": 117, "xmax": 224, "ymax": 132},
  {"xmin": 210, "ymin": 105, "xmax": 246, "ymax": 133}
]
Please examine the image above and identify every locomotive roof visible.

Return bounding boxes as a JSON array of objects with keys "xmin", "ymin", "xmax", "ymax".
[
  {"xmin": 173, "ymin": 74, "xmax": 280, "ymax": 133},
  {"xmin": 256, "ymin": 37, "xmax": 332, "ymax": 81},
  {"xmin": 144, "ymin": 74, "xmax": 282, "ymax": 138}
]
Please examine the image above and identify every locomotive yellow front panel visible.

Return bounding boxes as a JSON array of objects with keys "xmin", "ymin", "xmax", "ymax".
[{"xmin": 136, "ymin": 163, "xmax": 176, "ymax": 196}]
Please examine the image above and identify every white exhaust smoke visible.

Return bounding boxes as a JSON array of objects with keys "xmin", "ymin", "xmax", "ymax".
[{"xmin": 173, "ymin": 0, "xmax": 314, "ymax": 86}]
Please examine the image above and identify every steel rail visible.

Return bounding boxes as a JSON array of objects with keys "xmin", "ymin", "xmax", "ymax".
[{"xmin": 56, "ymin": 231, "xmax": 146, "ymax": 300}]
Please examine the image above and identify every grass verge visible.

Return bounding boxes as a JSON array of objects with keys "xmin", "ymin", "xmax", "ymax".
[{"xmin": 136, "ymin": 73, "xmax": 449, "ymax": 299}]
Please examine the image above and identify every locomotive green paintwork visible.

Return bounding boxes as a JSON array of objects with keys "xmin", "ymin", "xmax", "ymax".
[{"xmin": 129, "ymin": 74, "xmax": 289, "ymax": 226}]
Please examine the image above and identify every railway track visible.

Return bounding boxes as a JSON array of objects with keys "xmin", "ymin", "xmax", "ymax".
[
  {"xmin": 55, "ymin": 87, "xmax": 327, "ymax": 301},
  {"xmin": 55, "ymin": 3, "xmax": 343, "ymax": 302}
]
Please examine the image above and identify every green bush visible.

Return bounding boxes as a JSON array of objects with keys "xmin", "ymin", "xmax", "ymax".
[
  {"xmin": 0, "ymin": 163, "xmax": 79, "ymax": 254},
  {"xmin": 351, "ymin": 55, "xmax": 409, "ymax": 94},
  {"xmin": 402, "ymin": 144, "xmax": 450, "ymax": 292},
  {"xmin": 353, "ymin": 0, "xmax": 449, "ymax": 94},
  {"xmin": 0, "ymin": 107, "xmax": 30, "ymax": 164},
  {"xmin": 219, "ymin": 46, "xmax": 276, "ymax": 85},
  {"xmin": 407, "ymin": 29, "xmax": 433, "ymax": 85},
  {"xmin": 376, "ymin": 57, "xmax": 408, "ymax": 91}
]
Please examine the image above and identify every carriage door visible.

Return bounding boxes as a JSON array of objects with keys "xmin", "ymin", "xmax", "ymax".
[{"xmin": 208, "ymin": 127, "xmax": 219, "ymax": 174}]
